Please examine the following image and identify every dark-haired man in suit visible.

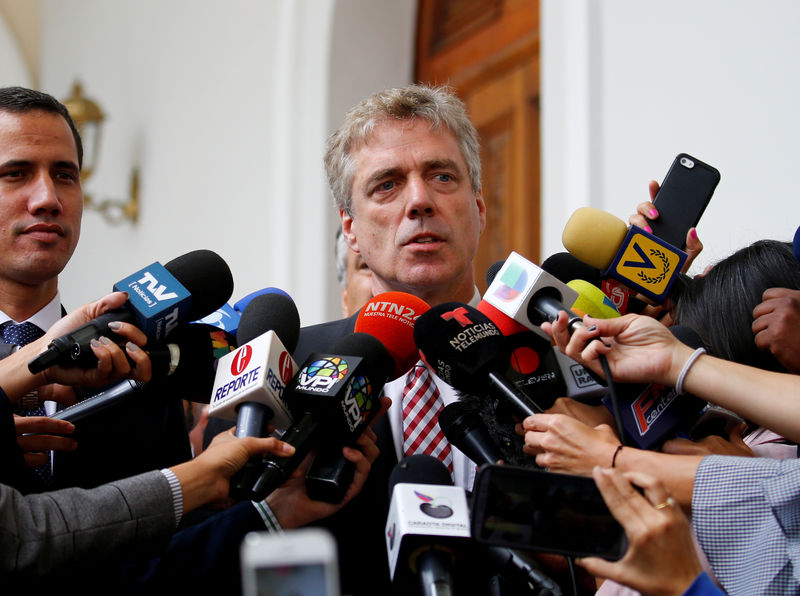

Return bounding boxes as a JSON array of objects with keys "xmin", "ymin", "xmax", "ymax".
[{"xmin": 0, "ymin": 86, "xmax": 190, "ymax": 491}]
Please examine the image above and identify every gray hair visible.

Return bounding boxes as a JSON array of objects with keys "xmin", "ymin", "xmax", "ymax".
[
  {"xmin": 335, "ymin": 226, "xmax": 348, "ymax": 288},
  {"xmin": 324, "ymin": 84, "xmax": 482, "ymax": 215}
]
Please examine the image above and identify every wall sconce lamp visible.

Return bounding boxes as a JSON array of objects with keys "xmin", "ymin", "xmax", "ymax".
[{"xmin": 62, "ymin": 81, "xmax": 139, "ymax": 225}]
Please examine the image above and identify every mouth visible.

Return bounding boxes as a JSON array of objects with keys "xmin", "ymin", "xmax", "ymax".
[
  {"xmin": 21, "ymin": 222, "xmax": 65, "ymax": 243},
  {"xmin": 405, "ymin": 233, "xmax": 444, "ymax": 247}
]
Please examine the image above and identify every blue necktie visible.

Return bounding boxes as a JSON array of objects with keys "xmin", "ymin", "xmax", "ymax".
[{"xmin": 2, "ymin": 321, "xmax": 52, "ymax": 485}]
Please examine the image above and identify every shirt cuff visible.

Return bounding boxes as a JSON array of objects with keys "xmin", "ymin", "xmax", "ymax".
[
  {"xmin": 159, "ymin": 468, "xmax": 184, "ymax": 527},
  {"xmin": 251, "ymin": 499, "xmax": 284, "ymax": 533}
]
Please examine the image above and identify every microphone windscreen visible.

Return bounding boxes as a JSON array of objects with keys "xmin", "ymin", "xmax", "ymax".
[
  {"xmin": 413, "ymin": 302, "xmax": 504, "ymax": 392},
  {"xmin": 541, "ymin": 252, "xmax": 604, "ymax": 286},
  {"xmin": 388, "ymin": 454, "xmax": 453, "ymax": 500},
  {"xmin": 567, "ymin": 279, "xmax": 621, "ymax": 319},
  {"xmin": 153, "ymin": 322, "xmax": 236, "ymax": 402},
  {"xmin": 233, "ymin": 287, "xmax": 293, "ymax": 314},
  {"xmin": 236, "ymin": 291, "xmax": 301, "ymax": 351},
  {"xmin": 164, "ymin": 249, "xmax": 234, "ymax": 320},
  {"xmin": 562, "ymin": 207, "xmax": 628, "ymax": 270},
  {"xmin": 486, "ymin": 260, "xmax": 505, "ymax": 287},
  {"xmin": 355, "ymin": 291, "xmax": 430, "ymax": 378},
  {"xmin": 332, "ymin": 332, "xmax": 394, "ymax": 384}
]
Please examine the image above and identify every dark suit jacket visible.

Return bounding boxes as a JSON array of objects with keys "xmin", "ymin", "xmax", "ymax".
[{"xmin": 51, "ymin": 386, "xmax": 191, "ymax": 490}]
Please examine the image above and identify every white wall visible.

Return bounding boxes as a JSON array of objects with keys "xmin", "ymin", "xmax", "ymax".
[
  {"xmin": 0, "ymin": 11, "xmax": 30, "ymax": 86},
  {"xmin": 542, "ymin": 0, "xmax": 800, "ymax": 274},
  {"xmin": 35, "ymin": 0, "xmax": 416, "ymax": 326}
]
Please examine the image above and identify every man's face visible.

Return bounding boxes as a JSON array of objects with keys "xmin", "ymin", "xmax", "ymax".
[
  {"xmin": 0, "ymin": 109, "xmax": 82, "ymax": 288},
  {"xmin": 341, "ymin": 248, "xmax": 373, "ymax": 317},
  {"xmin": 341, "ymin": 118, "xmax": 486, "ymax": 305}
]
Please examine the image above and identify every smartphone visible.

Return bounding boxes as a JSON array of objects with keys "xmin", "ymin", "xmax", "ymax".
[
  {"xmin": 240, "ymin": 528, "xmax": 340, "ymax": 596},
  {"xmin": 688, "ymin": 404, "xmax": 746, "ymax": 441},
  {"xmin": 650, "ymin": 153, "xmax": 721, "ymax": 249},
  {"xmin": 470, "ymin": 464, "xmax": 628, "ymax": 561}
]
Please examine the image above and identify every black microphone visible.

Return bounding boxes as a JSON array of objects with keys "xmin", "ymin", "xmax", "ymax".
[
  {"xmin": 29, "ymin": 249, "xmax": 234, "ymax": 373},
  {"xmin": 385, "ymin": 454, "xmax": 471, "ymax": 596},
  {"xmin": 483, "ymin": 546, "xmax": 562, "ymax": 596},
  {"xmin": 438, "ymin": 401, "xmax": 503, "ymax": 467},
  {"xmin": 246, "ymin": 332, "xmax": 394, "ymax": 501},
  {"xmin": 52, "ymin": 323, "xmax": 236, "ymax": 423},
  {"xmin": 414, "ymin": 302, "xmax": 544, "ymax": 420},
  {"xmin": 305, "ymin": 291, "xmax": 428, "ymax": 504}
]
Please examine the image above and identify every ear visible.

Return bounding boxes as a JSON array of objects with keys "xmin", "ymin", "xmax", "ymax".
[
  {"xmin": 340, "ymin": 209, "xmax": 359, "ymax": 253},
  {"xmin": 475, "ymin": 189, "xmax": 487, "ymax": 235}
]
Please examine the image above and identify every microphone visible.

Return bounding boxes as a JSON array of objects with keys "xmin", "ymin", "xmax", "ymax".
[
  {"xmin": 305, "ymin": 291, "xmax": 429, "ymax": 503},
  {"xmin": 209, "ymin": 292, "xmax": 301, "ymax": 439},
  {"xmin": 353, "ymin": 291, "xmax": 431, "ymax": 378},
  {"xmin": 438, "ymin": 401, "xmax": 503, "ymax": 467},
  {"xmin": 195, "ymin": 288, "xmax": 294, "ymax": 337},
  {"xmin": 29, "ymin": 249, "xmax": 234, "ymax": 373},
  {"xmin": 248, "ymin": 331, "xmax": 394, "ymax": 501},
  {"xmin": 208, "ymin": 291, "xmax": 301, "ymax": 499},
  {"xmin": 481, "ymin": 262, "xmax": 612, "ymax": 408},
  {"xmin": 540, "ymin": 252, "xmax": 647, "ymax": 315},
  {"xmin": 483, "ymin": 251, "xmax": 582, "ymax": 340},
  {"xmin": 566, "ymin": 280, "xmax": 622, "ymax": 320},
  {"xmin": 561, "ymin": 207, "xmax": 688, "ymax": 303},
  {"xmin": 52, "ymin": 323, "xmax": 237, "ymax": 423},
  {"xmin": 414, "ymin": 302, "xmax": 544, "ymax": 419},
  {"xmin": 385, "ymin": 454, "xmax": 471, "ymax": 596},
  {"xmin": 603, "ymin": 325, "xmax": 708, "ymax": 449}
]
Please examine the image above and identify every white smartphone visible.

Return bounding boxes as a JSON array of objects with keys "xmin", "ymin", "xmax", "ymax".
[{"xmin": 240, "ymin": 528, "xmax": 340, "ymax": 596}]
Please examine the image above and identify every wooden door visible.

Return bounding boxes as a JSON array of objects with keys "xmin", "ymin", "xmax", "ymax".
[{"xmin": 416, "ymin": 0, "xmax": 540, "ymax": 292}]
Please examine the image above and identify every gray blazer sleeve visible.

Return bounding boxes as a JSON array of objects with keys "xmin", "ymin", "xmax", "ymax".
[{"xmin": 1, "ymin": 470, "xmax": 176, "ymax": 576}]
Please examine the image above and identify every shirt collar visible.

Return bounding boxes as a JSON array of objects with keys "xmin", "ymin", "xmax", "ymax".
[{"xmin": 0, "ymin": 292, "xmax": 62, "ymax": 332}]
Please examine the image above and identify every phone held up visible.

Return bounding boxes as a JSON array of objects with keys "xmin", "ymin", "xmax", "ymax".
[
  {"xmin": 650, "ymin": 153, "xmax": 721, "ymax": 250},
  {"xmin": 470, "ymin": 464, "xmax": 628, "ymax": 561},
  {"xmin": 240, "ymin": 528, "xmax": 340, "ymax": 596}
]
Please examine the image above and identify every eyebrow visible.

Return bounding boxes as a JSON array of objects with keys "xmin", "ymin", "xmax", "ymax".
[{"xmin": 0, "ymin": 159, "xmax": 80, "ymax": 173}]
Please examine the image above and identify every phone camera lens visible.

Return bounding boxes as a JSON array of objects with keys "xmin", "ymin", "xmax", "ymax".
[{"xmin": 680, "ymin": 157, "xmax": 695, "ymax": 168}]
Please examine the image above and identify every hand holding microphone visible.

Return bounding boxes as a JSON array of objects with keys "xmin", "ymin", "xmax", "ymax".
[{"xmin": 28, "ymin": 249, "xmax": 234, "ymax": 373}]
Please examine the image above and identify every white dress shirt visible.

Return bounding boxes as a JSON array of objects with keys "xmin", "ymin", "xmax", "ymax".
[{"xmin": 384, "ymin": 288, "xmax": 482, "ymax": 492}]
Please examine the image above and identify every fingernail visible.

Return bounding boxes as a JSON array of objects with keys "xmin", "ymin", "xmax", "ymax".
[
  {"xmin": 644, "ymin": 225, "xmax": 653, "ymax": 234},
  {"xmin": 649, "ymin": 208, "xmax": 658, "ymax": 218},
  {"xmin": 125, "ymin": 342, "xmax": 140, "ymax": 353},
  {"xmin": 99, "ymin": 336, "xmax": 112, "ymax": 346},
  {"xmin": 587, "ymin": 325, "xmax": 598, "ymax": 332},
  {"xmin": 282, "ymin": 442, "xmax": 296, "ymax": 455},
  {"xmin": 690, "ymin": 228, "xmax": 698, "ymax": 239},
  {"xmin": 108, "ymin": 321, "xmax": 122, "ymax": 331},
  {"xmin": 90, "ymin": 338, "xmax": 101, "ymax": 348}
]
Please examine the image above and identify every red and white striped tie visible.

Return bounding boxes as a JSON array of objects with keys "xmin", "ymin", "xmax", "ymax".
[{"xmin": 402, "ymin": 361, "xmax": 453, "ymax": 475}]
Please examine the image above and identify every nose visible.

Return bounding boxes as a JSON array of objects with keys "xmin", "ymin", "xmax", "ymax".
[
  {"xmin": 405, "ymin": 175, "xmax": 435, "ymax": 218},
  {"xmin": 28, "ymin": 172, "xmax": 63, "ymax": 215}
]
